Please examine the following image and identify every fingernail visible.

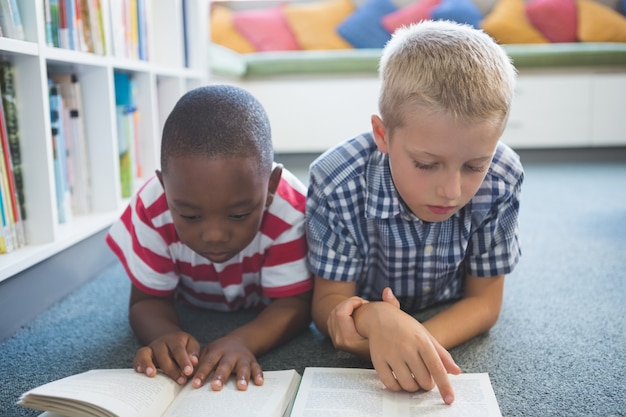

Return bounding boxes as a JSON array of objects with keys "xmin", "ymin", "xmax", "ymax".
[
  {"xmin": 184, "ymin": 365, "xmax": 193, "ymax": 375},
  {"xmin": 445, "ymin": 395, "xmax": 454, "ymax": 405},
  {"xmin": 238, "ymin": 378, "xmax": 247, "ymax": 386},
  {"xmin": 177, "ymin": 376, "xmax": 186, "ymax": 385},
  {"xmin": 193, "ymin": 378, "xmax": 202, "ymax": 387}
]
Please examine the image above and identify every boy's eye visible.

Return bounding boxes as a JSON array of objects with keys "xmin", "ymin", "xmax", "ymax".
[
  {"xmin": 413, "ymin": 161, "xmax": 436, "ymax": 170},
  {"xmin": 179, "ymin": 214, "xmax": 201, "ymax": 221},
  {"xmin": 465, "ymin": 164, "xmax": 488, "ymax": 173},
  {"xmin": 229, "ymin": 212, "xmax": 251, "ymax": 221}
]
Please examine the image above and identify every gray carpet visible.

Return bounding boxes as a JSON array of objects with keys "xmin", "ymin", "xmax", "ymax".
[{"xmin": 1, "ymin": 152, "xmax": 625, "ymax": 416}]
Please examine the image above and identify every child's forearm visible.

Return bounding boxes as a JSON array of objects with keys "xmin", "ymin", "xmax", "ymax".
[
  {"xmin": 227, "ymin": 292, "xmax": 312, "ymax": 356},
  {"xmin": 129, "ymin": 297, "xmax": 182, "ymax": 345},
  {"xmin": 423, "ymin": 275, "xmax": 504, "ymax": 349},
  {"xmin": 422, "ymin": 298, "xmax": 501, "ymax": 349}
]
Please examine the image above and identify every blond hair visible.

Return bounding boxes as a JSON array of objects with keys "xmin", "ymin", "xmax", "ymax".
[{"xmin": 378, "ymin": 20, "xmax": 517, "ymax": 132}]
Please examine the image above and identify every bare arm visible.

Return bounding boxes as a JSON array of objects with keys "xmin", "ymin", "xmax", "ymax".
[
  {"xmin": 192, "ymin": 290, "xmax": 312, "ymax": 390},
  {"xmin": 422, "ymin": 274, "xmax": 505, "ymax": 349},
  {"xmin": 129, "ymin": 285, "xmax": 201, "ymax": 384}
]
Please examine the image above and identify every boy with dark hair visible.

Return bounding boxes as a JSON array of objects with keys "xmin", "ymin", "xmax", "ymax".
[{"xmin": 107, "ymin": 85, "xmax": 312, "ymax": 392}]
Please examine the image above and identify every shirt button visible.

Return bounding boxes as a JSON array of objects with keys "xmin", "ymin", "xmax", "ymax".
[
  {"xmin": 423, "ymin": 286, "xmax": 432, "ymax": 294},
  {"xmin": 425, "ymin": 245, "xmax": 434, "ymax": 255}
]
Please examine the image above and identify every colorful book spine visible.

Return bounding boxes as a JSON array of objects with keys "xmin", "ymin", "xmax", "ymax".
[
  {"xmin": 114, "ymin": 72, "xmax": 138, "ymax": 199},
  {"xmin": 0, "ymin": 90, "xmax": 18, "ymax": 250},
  {"xmin": 0, "ymin": 60, "xmax": 25, "ymax": 247}
]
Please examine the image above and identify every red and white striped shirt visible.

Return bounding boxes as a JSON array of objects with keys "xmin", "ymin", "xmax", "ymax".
[{"xmin": 106, "ymin": 168, "xmax": 312, "ymax": 311}]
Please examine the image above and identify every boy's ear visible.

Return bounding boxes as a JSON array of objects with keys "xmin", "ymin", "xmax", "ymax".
[
  {"xmin": 155, "ymin": 169, "xmax": 164, "ymax": 188},
  {"xmin": 266, "ymin": 164, "xmax": 283, "ymax": 207},
  {"xmin": 371, "ymin": 115, "xmax": 389, "ymax": 154}
]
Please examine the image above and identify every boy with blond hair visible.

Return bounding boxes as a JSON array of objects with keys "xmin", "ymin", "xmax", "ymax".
[{"xmin": 306, "ymin": 20, "xmax": 523, "ymax": 404}]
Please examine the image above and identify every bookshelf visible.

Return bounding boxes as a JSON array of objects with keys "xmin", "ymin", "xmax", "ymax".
[{"xmin": 0, "ymin": 0, "xmax": 209, "ymax": 283}]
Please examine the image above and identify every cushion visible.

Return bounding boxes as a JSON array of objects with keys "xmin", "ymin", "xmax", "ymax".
[
  {"xmin": 337, "ymin": 0, "xmax": 398, "ymax": 48},
  {"xmin": 210, "ymin": 5, "xmax": 256, "ymax": 53},
  {"xmin": 431, "ymin": 0, "xmax": 484, "ymax": 28},
  {"xmin": 283, "ymin": 0, "xmax": 355, "ymax": 50},
  {"xmin": 480, "ymin": 0, "xmax": 549, "ymax": 44},
  {"xmin": 232, "ymin": 6, "xmax": 301, "ymax": 52},
  {"xmin": 381, "ymin": 0, "xmax": 441, "ymax": 33},
  {"xmin": 525, "ymin": 0, "xmax": 578, "ymax": 43},
  {"xmin": 577, "ymin": 0, "xmax": 626, "ymax": 42}
]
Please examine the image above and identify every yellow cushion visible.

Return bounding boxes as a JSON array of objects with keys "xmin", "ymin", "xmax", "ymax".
[
  {"xmin": 283, "ymin": 0, "xmax": 355, "ymax": 50},
  {"xmin": 577, "ymin": 0, "xmax": 626, "ymax": 42},
  {"xmin": 480, "ymin": 0, "xmax": 549, "ymax": 44},
  {"xmin": 210, "ymin": 5, "xmax": 256, "ymax": 54}
]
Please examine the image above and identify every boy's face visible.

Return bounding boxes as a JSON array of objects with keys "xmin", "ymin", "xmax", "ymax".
[
  {"xmin": 157, "ymin": 155, "xmax": 279, "ymax": 264},
  {"xmin": 371, "ymin": 109, "xmax": 503, "ymax": 223}
]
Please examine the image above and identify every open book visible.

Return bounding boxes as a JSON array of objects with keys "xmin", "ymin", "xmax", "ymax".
[{"xmin": 18, "ymin": 367, "xmax": 502, "ymax": 417}]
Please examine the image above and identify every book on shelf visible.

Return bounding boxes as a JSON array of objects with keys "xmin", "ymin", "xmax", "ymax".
[
  {"xmin": 109, "ymin": 0, "xmax": 149, "ymax": 60},
  {"xmin": 114, "ymin": 72, "xmax": 140, "ymax": 199},
  {"xmin": 0, "ymin": 59, "xmax": 25, "ymax": 249},
  {"xmin": 0, "ymin": 78, "xmax": 23, "ymax": 252},
  {"xmin": 50, "ymin": 72, "xmax": 92, "ymax": 216},
  {"xmin": 17, "ymin": 367, "xmax": 503, "ymax": 417},
  {"xmin": 48, "ymin": 81, "xmax": 73, "ymax": 224},
  {"xmin": 43, "ymin": 0, "xmax": 105, "ymax": 54},
  {"xmin": 0, "ymin": 0, "xmax": 25, "ymax": 41},
  {"xmin": 0, "ymin": 61, "xmax": 25, "ymax": 239}
]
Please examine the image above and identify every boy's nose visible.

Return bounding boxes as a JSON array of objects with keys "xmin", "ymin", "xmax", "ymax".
[
  {"xmin": 438, "ymin": 172, "xmax": 462, "ymax": 200},
  {"xmin": 201, "ymin": 222, "xmax": 229, "ymax": 243}
]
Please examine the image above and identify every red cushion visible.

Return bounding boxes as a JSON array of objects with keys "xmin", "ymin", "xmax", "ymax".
[
  {"xmin": 381, "ymin": 0, "xmax": 441, "ymax": 33},
  {"xmin": 525, "ymin": 0, "xmax": 578, "ymax": 43},
  {"xmin": 233, "ymin": 6, "xmax": 301, "ymax": 52}
]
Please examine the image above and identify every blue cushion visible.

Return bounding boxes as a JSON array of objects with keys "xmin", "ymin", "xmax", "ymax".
[
  {"xmin": 337, "ymin": 0, "xmax": 397, "ymax": 48},
  {"xmin": 431, "ymin": 0, "xmax": 483, "ymax": 29}
]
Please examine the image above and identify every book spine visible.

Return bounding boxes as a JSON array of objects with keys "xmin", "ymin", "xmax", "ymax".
[
  {"xmin": 0, "ymin": 92, "xmax": 18, "ymax": 250},
  {"xmin": 49, "ymin": 82, "xmax": 72, "ymax": 223},
  {"xmin": 43, "ymin": 0, "xmax": 55, "ymax": 46},
  {"xmin": 0, "ymin": 60, "xmax": 26, "ymax": 247},
  {"xmin": 58, "ymin": 0, "xmax": 69, "ymax": 49},
  {"xmin": 49, "ymin": 0, "xmax": 60, "ymax": 47}
]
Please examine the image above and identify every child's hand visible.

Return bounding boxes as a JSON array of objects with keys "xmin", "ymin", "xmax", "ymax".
[
  {"xmin": 132, "ymin": 331, "xmax": 200, "ymax": 385},
  {"xmin": 191, "ymin": 336, "xmax": 264, "ymax": 391},
  {"xmin": 355, "ymin": 290, "xmax": 461, "ymax": 405},
  {"xmin": 326, "ymin": 296, "xmax": 369, "ymax": 353}
]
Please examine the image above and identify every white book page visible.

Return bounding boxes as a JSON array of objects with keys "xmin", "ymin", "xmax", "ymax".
[
  {"xmin": 390, "ymin": 373, "xmax": 502, "ymax": 417},
  {"xmin": 22, "ymin": 369, "xmax": 181, "ymax": 417},
  {"xmin": 162, "ymin": 369, "xmax": 301, "ymax": 417},
  {"xmin": 290, "ymin": 368, "xmax": 502, "ymax": 417}
]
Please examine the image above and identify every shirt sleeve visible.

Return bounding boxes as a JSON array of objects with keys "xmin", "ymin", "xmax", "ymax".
[
  {"xmin": 466, "ymin": 161, "xmax": 524, "ymax": 278},
  {"xmin": 305, "ymin": 165, "xmax": 365, "ymax": 282},
  {"xmin": 105, "ymin": 180, "xmax": 180, "ymax": 296}
]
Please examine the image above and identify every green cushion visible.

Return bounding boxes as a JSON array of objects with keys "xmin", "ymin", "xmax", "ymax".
[
  {"xmin": 210, "ymin": 42, "xmax": 626, "ymax": 78},
  {"xmin": 503, "ymin": 43, "xmax": 626, "ymax": 68}
]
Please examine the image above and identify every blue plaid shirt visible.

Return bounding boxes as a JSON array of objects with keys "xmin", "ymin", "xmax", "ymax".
[{"xmin": 306, "ymin": 133, "xmax": 523, "ymax": 311}]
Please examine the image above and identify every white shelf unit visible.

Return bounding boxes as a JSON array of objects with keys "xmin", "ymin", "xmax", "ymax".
[{"xmin": 0, "ymin": 0, "xmax": 209, "ymax": 283}]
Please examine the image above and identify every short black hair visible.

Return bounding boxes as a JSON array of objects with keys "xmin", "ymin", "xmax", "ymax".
[{"xmin": 160, "ymin": 84, "xmax": 273, "ymax": 174}]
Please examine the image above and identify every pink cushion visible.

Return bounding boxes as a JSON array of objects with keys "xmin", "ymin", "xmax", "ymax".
[
  {"xmin": 525, "ymin": 0, "xmax": 577, "ymax": 43},
  {"xmin": 381, "ymin": 0, "xmax": 441, "ymax": 33},
  {"xmin": 232, "ymin": 7, "xmax": 301, "ymax": 52}
]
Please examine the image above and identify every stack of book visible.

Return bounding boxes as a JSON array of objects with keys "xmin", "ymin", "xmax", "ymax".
[
  {"xmin": 48, "ymin": 72, "xmax": 92, "ymax": 225},
  {"xmin": 42, "ymin": 0, "xmax": 107, "ymax": 55},
  {"xmin": 0, "ymin": 0, "xmax": 24, "ymax": 40}
]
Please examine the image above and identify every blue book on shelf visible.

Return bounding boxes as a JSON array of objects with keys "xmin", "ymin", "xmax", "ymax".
[
  {"xmin": 49, "ymin": 82, "xmax": 72, "ymax": 223},
  {"xmin": 114, "ymin": 73, "xmax": 137, "ymax": 198}
]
